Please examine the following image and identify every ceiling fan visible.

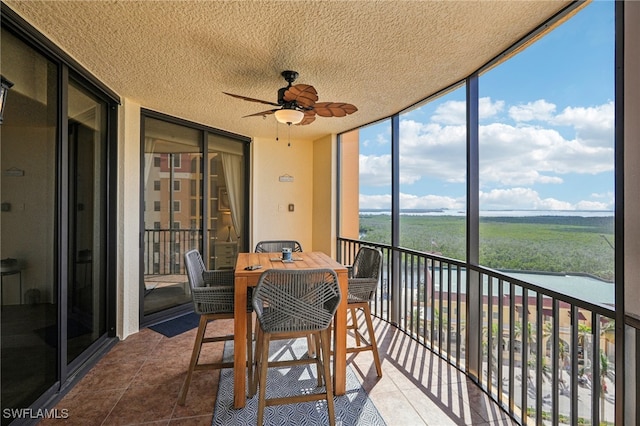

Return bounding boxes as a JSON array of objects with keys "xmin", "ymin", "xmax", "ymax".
[{"xmin": 223, "ymin": 70, "xmax": 357, "ymax": 125}]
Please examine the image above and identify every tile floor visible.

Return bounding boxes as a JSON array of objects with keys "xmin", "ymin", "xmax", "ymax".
[{"xmin": 40, "ymin": 316, "xmax": 517, "ymax": 425}]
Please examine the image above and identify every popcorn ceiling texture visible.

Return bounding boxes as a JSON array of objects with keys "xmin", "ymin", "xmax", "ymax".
[{"xmin": 5, "ymin": 0, "xmax": 573, "ymax": 141}]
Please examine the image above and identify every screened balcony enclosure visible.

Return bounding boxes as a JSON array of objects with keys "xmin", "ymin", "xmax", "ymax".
[
  {"xmin": 334, "ymin": 2, "xmax": 622, "ymax": 424},
  {"xmin": 2, "ymin": 1, "xmax": 639, "ymax": 426}
]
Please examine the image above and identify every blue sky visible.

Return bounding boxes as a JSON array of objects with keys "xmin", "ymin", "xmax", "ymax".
[{"xmin": 357, "ymin": 1, "xmax": 615, "ymax": 213}]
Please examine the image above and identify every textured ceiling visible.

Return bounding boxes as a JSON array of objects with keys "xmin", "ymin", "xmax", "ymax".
[{"xmin": 4, "ymin": 0, "xmax": 575, "ymax": 141}]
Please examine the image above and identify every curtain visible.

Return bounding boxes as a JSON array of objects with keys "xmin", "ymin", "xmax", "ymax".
[
  {"xmin": 143, "ymin": 137, "xmax": 156, "ymax": 187},
  {"xmin": 221, "ymin": 153, "xmax": 244, "ymax": 241}
]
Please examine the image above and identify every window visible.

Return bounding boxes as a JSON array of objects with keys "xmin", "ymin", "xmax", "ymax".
[
  {"xmin": 340, "ymin": 120, "xmax": 392, "ymax": 244},
  {"xmin": 478, "ymin": 1, "xmax": 614, "ymax": 288},
  {"xmin": 154, "ymin": 156, "xmax": 161, "ymax": 167},
  {"xmin": 398, "ymin": 86, "xmax": 467, "ymax": 260},
  {"xmin": 142, "ymin": 113, "xmax": 248, "ymax": 318}
]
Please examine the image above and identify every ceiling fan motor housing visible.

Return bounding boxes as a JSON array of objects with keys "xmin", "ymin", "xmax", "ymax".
[
  {"xmin": 277, "ymin": 87, "xmax": 289, "ymax": 106},
  {"xmin": 281, "ymin": 70, "xmax": 299, "ymax": 85},
  {"xmin": 278, "ymin": 70, "xmax": 299, "ymax": 105}
]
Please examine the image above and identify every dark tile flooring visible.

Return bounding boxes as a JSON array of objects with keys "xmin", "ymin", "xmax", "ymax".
[{"xmin": 39, "ymin": 316, "xmax": 517, "ymax": 425}]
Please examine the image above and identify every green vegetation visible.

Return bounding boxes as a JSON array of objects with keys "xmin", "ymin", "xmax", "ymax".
[
  {"xmin": 526, "ymin": 407, "xmax": 614, "ymax": 425},
  {"xmin": 358, "ymin": 214, "xmax": 614, "ymax": 281}
]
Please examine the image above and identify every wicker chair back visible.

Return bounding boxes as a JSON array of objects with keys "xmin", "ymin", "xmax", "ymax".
[
  {"xmin": 254, "ymin": 240, "xmax": 303, "ymax": 253},
  {"xmin": 184, "ymin": 249, "xmax": 235, "ymax": 315},
  {"xmin": 347, "ymin": 246, "xmax": 383, "ymax": 303},
  {"xmin": 252, "ymin": 268, "xmax": 341, "ymax": 333}
]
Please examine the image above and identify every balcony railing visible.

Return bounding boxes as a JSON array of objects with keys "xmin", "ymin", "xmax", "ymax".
[
  {"xmin": 143, "ymin": 228, "xmax": 203, "ymax": 275},
  {"xmin": 337, "ymin": 237, "xmax": 618, "ymax": 425}
]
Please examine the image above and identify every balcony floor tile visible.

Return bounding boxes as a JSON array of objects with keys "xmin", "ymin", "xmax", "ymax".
[{"xmin": 45, "ymin": 317, "xmax": 513, "ymax": 425}]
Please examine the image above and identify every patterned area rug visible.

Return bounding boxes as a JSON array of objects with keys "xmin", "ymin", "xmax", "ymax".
[{"xmin": 213, "ymin": 338, "xmax": 386, "ymax": 426}]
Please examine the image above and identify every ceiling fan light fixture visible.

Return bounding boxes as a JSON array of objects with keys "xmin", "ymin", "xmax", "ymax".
[{"xmin": 274, "ymin": 108, "xmax": 304, "ymax": 125}]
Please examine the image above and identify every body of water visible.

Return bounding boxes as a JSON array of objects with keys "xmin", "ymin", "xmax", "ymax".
[{"xmin": 360, "ymin": 209, "xmax": 614, "ymax": 217}]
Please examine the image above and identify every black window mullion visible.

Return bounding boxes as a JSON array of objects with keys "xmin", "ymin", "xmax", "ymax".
[
  {"xmin": 201, "ymin": 131, "xmax": 208, "ymax": 261},
  {"xmin": 58, "ymin": 63, "xmax": 69, "ymax": 387}
]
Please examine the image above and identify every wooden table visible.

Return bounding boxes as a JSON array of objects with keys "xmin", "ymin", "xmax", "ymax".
[{"xmin": 233, "ymin": 251, "xmax": 348, "ymax": 408}]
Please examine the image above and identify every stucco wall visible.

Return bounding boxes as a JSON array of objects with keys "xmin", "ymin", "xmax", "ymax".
[
  {"xmin": 251, "ymin": 135, "xmax": 314, "ymax": 252},
  {"xmin": 117, "ymin": 98, "xmax": 141, "ymax": 339},
  {"xmin": 312, "ymin": 134, "xmax": 336, "ymax": 256},
  {"xmin": 339, "ymin": 130, "xmax": 360, "ymax": 240}
]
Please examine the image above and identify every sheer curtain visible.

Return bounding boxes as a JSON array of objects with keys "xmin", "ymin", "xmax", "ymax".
[
  {"xmin": 221, "ymin": 152, "xmax": 244, "ymax": 241},
  {"xmin": 143, "ymin": 137, "xmax": 156, "ymax": 187}
]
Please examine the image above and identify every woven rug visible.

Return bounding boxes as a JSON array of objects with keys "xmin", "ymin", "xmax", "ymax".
[{"xmin": 213, "ymin": 338, "xmax": 386, "ymax": 426}]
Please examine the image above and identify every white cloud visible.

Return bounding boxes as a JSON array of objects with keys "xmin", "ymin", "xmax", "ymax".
[
  {"xmin": 552, "ymin": 101, "xmax": 614, "ymax": 147},
  {"xmin": 478, "ymin": 118, "xmax": 613, "ymax": 186},
  {"xmin": 395, "ymin": 99, "xmax": 612, "ymax": 187},
  {"xmin": 359, "ymin": 154, "xmax": 392, "ymax": 186},
  {"xmin": 360, "ymin": 188, "xmax": 611, "ymax": 211},
  {"xmin": 431, "ymin": 97, "xmax": 504, "ymax": 125},
  {"xmin": 478, "ymin": 187, "xmax": 613, "ymax": 211},
  {"xmin": 399, "ymin": 192, "xmax": 464, "ymax": 210},
  {"xmin": 575, "ymin": 200, "xmax": 610, "ymax": 210},
  {"xmin": 359, "ymin": 193, "xmax": 391, "ymax": 210},
  {"xmin": 480, "ymin": 97, "xmax": 505, "ymax": 120},
  {"xmin": 398, "ymin": 119, "xmax": 466, "ymax": 184},
  {"xmin": 591, "ymin": 191, "xmax": 614, "ymax": 199},
  {"xmin": 480, "ymin": 188, "xmax": 572, "ymax": 210},
  {"xmin": 359, "ymin": 192, "xmax": 465, "ymax": 210},
  {"xmin": 431, "ymin": 100, "xmax": 465, "ymax": 125},
  {"xmin": 509, "ymin": 99, "xmax": 556, "ymax": 122},
  {"xmin": 358, "ymin": 98, "xmax": 614, "ymax": 212}
]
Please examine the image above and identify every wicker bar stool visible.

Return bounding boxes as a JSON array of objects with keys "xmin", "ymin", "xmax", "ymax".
[
  {"xmin": 345, "ymin": 246, "xmax": 383, "ymax": 377},
  {"xmin": 178, "ymin": 249, "xmax": 252, "ymax": 405},
  {"xmin": 251, "ymin": 268, "xmax": 341, "ymax": 426},
  {"xmin": 254, "ymin": 240, "xmax": 315, "ymax": 356}
]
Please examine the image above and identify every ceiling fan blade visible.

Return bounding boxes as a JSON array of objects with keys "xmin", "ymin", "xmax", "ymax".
[
  {"xmin": 223, "ymin": 92, "xmax": 280, "ymax": 107},
  {"xmin": 242, "ymin": 109, "xmax": 278, "ymax": 118},
  {"xmin": 283, "ymin": 84, "xmax": 319, "ymax": 108},
  {"xmin": 313, "ymin": 102, "xmax": 358, "ymax": 118},
  {"xmin": 297, "ymin": 110, "xmax": 317, "ymax": 125}
]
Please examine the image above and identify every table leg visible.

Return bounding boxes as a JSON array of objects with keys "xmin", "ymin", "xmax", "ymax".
[
  {"xmin": 234, "ymin": 276, "xmax": 248, "ymax": 408},
  {"xmin": 333, "ymin": 269, "xmax": 348, "ymax": 396}
]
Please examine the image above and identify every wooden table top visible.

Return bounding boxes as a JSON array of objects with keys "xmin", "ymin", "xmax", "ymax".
[{"xmin": 235, "ymin": 251, "xmax": 347, "ymax": 281}]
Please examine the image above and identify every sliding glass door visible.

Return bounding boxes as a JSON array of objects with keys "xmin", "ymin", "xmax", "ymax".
[
  {"xmin": 141, "ymin": 113, "xmax": 249, "ymax": 321},
  {"xmin": 0, "ymin": 20, "xmax": 116, "ymax": 422},
  {"xmin": 0, "ymin": 28, "xmax": 59, "ymax": 418},
  {"xmin": 142, "ymin": 118, "xmax": 201, "ymax": 316},
  {"xmin": 67, "ymin": 81, "xmax": 108, "ymax": 364}
]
